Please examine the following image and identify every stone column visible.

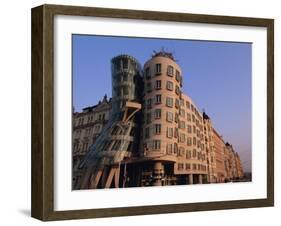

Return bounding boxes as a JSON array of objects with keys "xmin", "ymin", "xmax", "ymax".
[
  {"xmin": 153, "ymin": 162, "xmax": 163, "ymax": 186},
  {"xmin": 188, "ymin": 174, "xmax": 193, "ymax": 184},
  {"xmin": 199, "ymin": 174, "xmax": 203, "ymax": 184},
  {"xmin": 206, "ymin": 175, "xmax": 210, "ymax": 183}
]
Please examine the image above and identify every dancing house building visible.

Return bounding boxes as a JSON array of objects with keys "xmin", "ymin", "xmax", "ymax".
[{"xmin": 72, "ymin": 51, "xmax": 244, "ymax": 189}]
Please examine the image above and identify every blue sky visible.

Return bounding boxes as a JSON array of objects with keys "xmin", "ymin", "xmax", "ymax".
[{"xmin": 72, "ymin": 34, "xmax": 252, "ymax": 172}]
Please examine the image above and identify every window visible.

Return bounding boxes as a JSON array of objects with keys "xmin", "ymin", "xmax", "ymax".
[
  {"xmin": 166, "ymin": 81, "xmax": 174, "ymax": 91},
  {"xmin": 103, "ymin": 140, "xmax": 112, "ymax": 151},
  {"xmin": 186, "ymin": 101, "xmax": 190, "ymax": 109},
  {"xmin": 186, "ymin": 150, "xmax": 192, "ymax": 159},
  {"xmin": 82, "ymin": 142, "xmax": 89, "ymax": 151},
  {"xmin": 154, "ymin": 124, "xmax": 161, "ymax": 135},
  {"xmin": 115, "ymin": 60, "xmax": 121, "ymax": 71},
  {"xmin": 179, "ymin": 109, "xmax": 185, "ymax": 117},
  {"xmin": 202, "ymin": 165, "xmax": 206, "ymax": 171},
  {"xmin": 175, "ymin": 70, "xmax": 180, "ymax": 82},
  {"xmin": 155, "ymin": 80, "xmax": 162, "ymax": 89},
  {"xmin": 78, "ymin": 117, "xmax": 84, "ymax": 125},
  {"xmin": 187, "ymin": 125, "xmax": 192, "ymax": 133},
  {"xmin": 192, "ymin": 149, "xmax": 197, "ymax": 158},
  {"xmin": 94, "ymin": 125, "xmax": 101, "ymax": 133},
  {"xmin": 122, "ymin": 58, "xmax": 128, "ymax": 69},
  {"xmin": 145, "ymin": 67, "xmax": 150, "ymax": 79},
  {"xmin": 123, "ymin": 73, "xmax": 128, "ymax": 81},
  {"xmin": 180, "ymin": 99, "xmax": 184, "ymax": 107},
  {"xmin": 153, "ymin": 140, "xmax": 161, "ymax": 150},
  {"xmin": 146, "ymin": 112, "xmax": 151, "ymax": 124},
  {"xmin": 179, "ymin": 147, "xmax": 185, "ymax": 156},
  {"xmin": 202, "ymin": 154, "xmax": 206, "ymax": 161},
  {"xmin": 167, "ymin": 127, "xmax": 173, "ymax": 138},
  {"xmin": 192, "ymin": 114, "xmax": 196, "ymax": 122},
  {"xmin": 115, "ymin": 75, "xmax": 122, "ymax": 83},
  {"xmin": 187, "ymin": 137, "xmax": 192, "ymax": 146},
  {"xmin": 186, "ymin": 163, "xmax": 191, "ymax": 170},
  {"xmin": 175, "ymin": 99, "xmax": 180, "ymax": 108},
  {"xmin": 193, "ymin": 164, "xmax": 197, "ymax": 170},
  {"xmin": 154, "ymin": 109, "xmax": 161, "ymax": 119},
  {"xmin": 193, "ymin": 125, "xmax": 196, "ymax": 133},
  {"xmin": 75, "ymin": 130, "xmax": 81, "ymax": 137},
  {"xmin": 74, "ymin": 141, "xmax": 79, "ymax": 152},
  {"xmin": 179, "ymin": 75, "xmax": 183, "ymax": 86},
  {"xmin": 166, "ymin": 112, "xmax": 173, "ymax": 122},
  {"xmin": 123, "ymin": 86, "xmax": 128, "ymax": 95},
  {"xmin": 179, "ymin": 121, "xmax": 185, "ymax": 129},
  {"xmin": 175, "ymin": 85, "xmax": 180, "ymax": 95},
  {"xmin": 179, "ymin": 133, "xmax": 186, "ymax": 143},
  {"xmin": 178, "ymin": 90, "xmax": 182, "ymax": 98},
  {"xmin": 174, "ymin": 128, "xmax": 179, "ymax": 138},
  {"xmin": 86, "ymin": 128, "xmax": 92, "ymax": 135},
  {"xmin": 166, "ymin": 143, "xmax": 173, "ymax": 154},
  {"xmin": 145, "ymin": 127, "xmax": 150, "ymax": 139},
  {"xmin": 174, "ymin": 143, "xmax": 178, "ymax": 154},
  {"xmin": 166, "ymin": 97, "xmax": 173, "ymax": 107},
  {"xmin": 155, "ymin": 63, "xmax": 161, "ymax": 74},
  {"xmin": 191, "ymin": 104, "xmax": 194, "ymax": 112},
  {"xmin": 155, "ymin": 95, "xmax": 162, "ymax": 104},
  {"xmin": 167, "ymin": 65, "xmax": 174, "ymax": 76},
  {"xmin": 178, "ymin": 163, "xmax": 184, "ymax": 170},
  {"xmin": 198, "ymin": 152, "xmax": 201, "ymax": 160},
  {"xmin": 147, "ymin": 98, "xmax": 152, "ymax": 109},
  {"xmin": 193, "ymin": 137, "xmax": 197, "ymax": 145},
  {"xmin": 186, "ymin": 113, "xmax": 191, "ymax": 121},
  {"xmin": 146, "ymin": 82, "xmax": 152, "ymax": 93},
  {"xmin": 175, "ymin": 113, "xmax": 179, "ymax": 123},
  {"xmin": 113, "ymin": 140, "xmax": 121, "ymax": 151}
]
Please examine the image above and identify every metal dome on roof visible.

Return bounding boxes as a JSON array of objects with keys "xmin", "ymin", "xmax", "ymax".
[{"xmin": 151, "ymin": 49, "xmax": 176, "ymax": 61}]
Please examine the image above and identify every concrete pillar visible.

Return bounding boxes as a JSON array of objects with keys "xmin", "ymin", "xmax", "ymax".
[
  {"xmin": 188, "ymin": 174, "xmax": 193, "ymax": 184},
  {"xmin": 90, "ymin": 170, "xmax": 103, "ymax": 189},
  {"xmin": 114, "ymin": 167, "xmax": 120, "ymax": 188},
  {"xmin": 101, "ymin": 166, "xmax": 109, "ymax": 188},
  {"xmin": 105, "ymin": 168, "xmax": 116, "ymax": 188},
  {"xmin": 153, "ymin": 162, "xmax": 163, "ymax": 186},
  {"xmin": 199, "ymin": 174, "xmax": 203, "ymax": 184}
]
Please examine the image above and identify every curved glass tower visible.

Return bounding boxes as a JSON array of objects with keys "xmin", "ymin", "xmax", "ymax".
[
  {"xmin": 77, "ymin": 55, "xmax": 143, "ymax": 189},
  {"xmin": 111, "ymin": 55, "xmax": 142, "ymax": 116}
]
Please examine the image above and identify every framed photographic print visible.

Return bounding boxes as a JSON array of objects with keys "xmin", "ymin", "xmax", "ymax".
[{"xmin": 31, "ymin": 4, "xmax": 274, "ymax": 221}]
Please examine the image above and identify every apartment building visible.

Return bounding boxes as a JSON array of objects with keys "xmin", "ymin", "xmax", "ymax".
[
  {"xmin": 72, "ymin": 95, "xmax": 111, "ymax": 188},
  {"xmin": 212, "ymin": 129, "xmax": 227, "ymax": 183}
]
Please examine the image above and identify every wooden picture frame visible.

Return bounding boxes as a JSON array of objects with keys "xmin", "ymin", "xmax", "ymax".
[{"xmin": 31, "ymin": 4, "xmax": 274, "ymax": 221}]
